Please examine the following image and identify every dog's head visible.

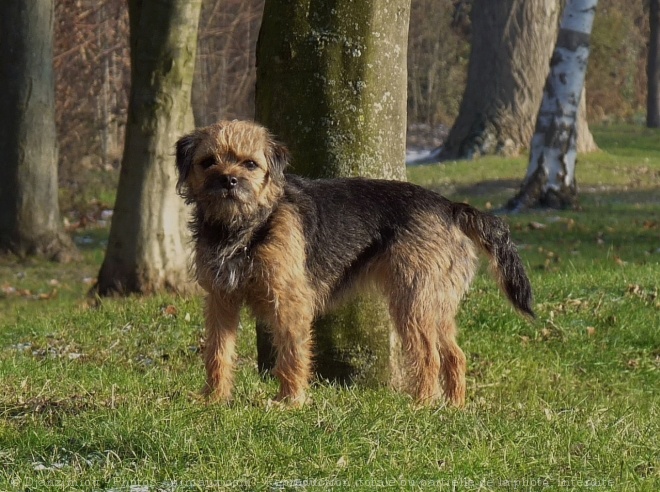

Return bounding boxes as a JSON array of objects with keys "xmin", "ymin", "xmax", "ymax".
[{"xmin": 175, "ymin": 120, "xmax": 289, "ymax": 225}]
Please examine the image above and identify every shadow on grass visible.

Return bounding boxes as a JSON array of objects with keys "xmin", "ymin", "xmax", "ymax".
[{"xmin": 427, "ymin": 179, "xmax": 660, "ymax": 265}]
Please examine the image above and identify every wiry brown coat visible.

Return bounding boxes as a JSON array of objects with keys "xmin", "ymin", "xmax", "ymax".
[{"xmin": 175, "ymin": 120, "xmax": 534, "ymax": 407}]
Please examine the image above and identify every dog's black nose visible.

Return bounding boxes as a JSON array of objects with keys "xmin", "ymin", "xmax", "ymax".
[{"xmin": 219, "ymin": 175, "xmax": 238, "ymax": 189}]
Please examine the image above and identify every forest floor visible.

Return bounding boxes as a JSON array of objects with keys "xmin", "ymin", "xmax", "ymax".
[{"xmin": 0, "ymin": 124, "xmax": 658, "ymax": 491}]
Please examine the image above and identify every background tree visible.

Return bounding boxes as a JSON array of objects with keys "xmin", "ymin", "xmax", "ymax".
[
  {"xmin": 255, "ymin": 0, "xmax": 411, "ymax": 387},
  {"xmin": 49, "ymin": 0, "xmax": 648, "ymax": 189},
  {"xmin": 439, "ymin": 0, "xmax": 595, "ymax": 160},
  {"xmin": 95, "ymin": 0, "xmax": 202, "ymax": 295},
  {"xmin": 507, "ymin": 0, "xmax": 599, "ymax": 211},
  {"xmin": 192, "ymin": 0, "xmax": 264, "ymax": 126},
  {"xmin": 0, "ymin": 1, "xmax": 76, "ymax": 262},
  {"xmin": 648, "ymin": 0, "xmax": 660, "ymax": 127},
  {"xmin": 406, "ymin": 0, "xmax": 470, "ymax": 133}
]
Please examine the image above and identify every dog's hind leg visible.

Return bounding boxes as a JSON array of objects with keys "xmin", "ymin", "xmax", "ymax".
[
  {"xmin": 388, "ymin": 286, "xmax": 443, "ymax": 405},
  {"xmin": 437, "ymin": 315, "xmax": 466, "ymax": 407}
]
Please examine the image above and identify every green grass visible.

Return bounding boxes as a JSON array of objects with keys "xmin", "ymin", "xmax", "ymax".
[{"xmin": 1, "ymin": 125, "xmax": 659, "ymax": 490}]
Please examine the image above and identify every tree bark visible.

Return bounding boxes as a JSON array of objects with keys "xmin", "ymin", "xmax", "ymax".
[
  {"xmin": 506, "ymin": 0, "xmax": 599, "ymax": 211},
  {"xmin": 648, "ymin": 0, "xmax": 660, "ymax": 128},
  {"xmin": 0, "ymin": 1, "xmax": 76, "ymax": 262},
  {"xmin": 440, "ymin": 0, "xmax": 595, "ymax": 160},
  {"xmin": 255, "ymin": 0, "xmax": 410, "ymax": 388},
  {"xmin": 96, "ymin": 0, "xmax": 201, "ymax": 295}
]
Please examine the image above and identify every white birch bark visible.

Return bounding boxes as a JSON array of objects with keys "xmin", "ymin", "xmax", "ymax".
[{"xmin": 508, "ymin": 0, "xmax": 598, "ymax": 210}]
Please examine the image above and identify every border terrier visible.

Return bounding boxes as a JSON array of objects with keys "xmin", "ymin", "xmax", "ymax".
[{"xmin": 175, "ymin": 120, "xmax": 534, "ymax": 407}]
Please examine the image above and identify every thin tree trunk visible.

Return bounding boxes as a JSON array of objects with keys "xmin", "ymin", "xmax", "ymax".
[
  {"xmin": 255, "ymin": 0, "xmax": 410, "ymax": 388},
  {"xmin": 96, "ymin": 0, "xmax": 201, "ymax": 295},
  {"xmin": 648, "ymin": 0, "xmax": 660, "ymax": 128},
  {"xmin": 0, "ymin": 1, "xmax": 76, "ymax": 262},
  {"xmin": 506, "ymin": 0, "xmax": 599, "ymax": 211}
]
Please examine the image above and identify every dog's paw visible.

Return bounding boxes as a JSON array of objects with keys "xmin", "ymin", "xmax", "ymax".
[{"xmin": 267, "ymin": 391, "xmax": 310, "ymax": 409}]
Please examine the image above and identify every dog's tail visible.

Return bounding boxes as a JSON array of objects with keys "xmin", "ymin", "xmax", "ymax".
[{"xmin": 453, "ymin": 203, "xmax": 535, "ymax": 318}]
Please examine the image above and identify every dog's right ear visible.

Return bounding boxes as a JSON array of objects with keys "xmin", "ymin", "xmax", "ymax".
[
  {"xmin": 175, "ymin": 132, "xmax": 199, "ymax": 194},
  {"xmin": 266, "ymin": 138, "xmax": 290, "ymax": 185}
]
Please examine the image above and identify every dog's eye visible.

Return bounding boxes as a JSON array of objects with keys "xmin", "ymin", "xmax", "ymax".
[
  {"xmin": 243, "ymin": 160, "xmax": 258, "ymax": 171},
  {"xmin": 199, "ymin": 157, "xmax": 216, "ymax": 169}
]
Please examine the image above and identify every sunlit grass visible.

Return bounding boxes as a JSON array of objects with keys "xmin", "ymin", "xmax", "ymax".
[{"xmin": 0, "ymin": 125, "xmax": 658, "ymax": 490}]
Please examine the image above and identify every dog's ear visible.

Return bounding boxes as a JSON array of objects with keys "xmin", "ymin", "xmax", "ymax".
[
  {"xmin": 266, "ymin": 138, "xmax": 290, "ymax": 184},
  {"xmin": 175, "ymin": 132, "xmax": 199, "ymax": 194}
]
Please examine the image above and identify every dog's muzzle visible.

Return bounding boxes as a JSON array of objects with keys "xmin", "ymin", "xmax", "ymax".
[{"xmin": 205, "ymin": 174, "xmax": 240, "ymax": 197}]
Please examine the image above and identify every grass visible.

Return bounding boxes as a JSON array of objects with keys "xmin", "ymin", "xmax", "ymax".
[{"xmin": 1, "ymin": 124, "xmax": 659, "ymax": 491}]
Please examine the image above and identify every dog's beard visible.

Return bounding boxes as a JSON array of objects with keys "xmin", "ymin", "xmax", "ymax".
[
  {"xmin": 192, "ymin": 192, "xmax": 274, "ymax": 292},
  {"xmin": 198, "ymin": 190, "xmax": 261, "ymax": 229}
]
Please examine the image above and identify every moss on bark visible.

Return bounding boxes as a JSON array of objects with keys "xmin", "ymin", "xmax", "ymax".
[
  {"xmin": 255, "ymin": 0, "xmax": 410, "ymax": 388},
  {"xmin": 96, "ymin": 0, "xmax": 201, "ymax": 295},
  {"xmin": 0, "ymin": 1, "xmax": 77, "ymax": 262}
]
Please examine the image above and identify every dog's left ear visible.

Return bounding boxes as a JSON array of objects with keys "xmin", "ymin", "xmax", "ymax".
[
  {"xmin": 266, "ymin": 138, "xmax": 290, "ymax": 184},
  {"xmin": 175, "ymin": 132, "xmax": 199, "ymax": 194}
]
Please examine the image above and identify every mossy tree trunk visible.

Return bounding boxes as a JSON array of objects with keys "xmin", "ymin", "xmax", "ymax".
[
  {"xmin": 96, "ymin": 0, "xmax": 201, "ymax": 295},
  {"xmin": 0, "ymin": 0, "xmax": 76, "ymax": 262},
  {"xmin": 440, "ymin": 0, "xmax": 596, "ymax": 160},
  {"xmin": 506, "ymin": 0, "xmax": 599, "ymax": 211},
  {"xmin": 255, "ymin": 0, "xmax": 410, "ymax": 388}
]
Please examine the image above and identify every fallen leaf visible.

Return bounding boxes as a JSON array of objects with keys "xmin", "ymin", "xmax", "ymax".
[
  {"xmin": 1, "ymin": 284, "xmax": 16, "ymax": 295},
  {"xmin": 36, "ymin": 289, "xmax": 58, "ymax": 300},
  {"xmin": 614, "ymin": 256, "xmax": 626, "ymax": 266},
  {"xmin": 162, "ymin": 305, "xmax": 178, "ymax": 317},
  {"xmin": 586, "ymin": 327, "xmax": 596, "ymax": 337},
  {"xmin": 528, "ymin": 221, "xmax": 547, "ymax": 230}
]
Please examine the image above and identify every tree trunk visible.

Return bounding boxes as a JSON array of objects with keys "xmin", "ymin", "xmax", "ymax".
[
  {"xmin": 96, "ymin": 0, "xmax": 202, "ymax": 295},
  {"xmin": 648, "ymin": 0, "xmax": 660, "ymax": 128},
  {"xmin": 440, "ymin": 0, "xmax": 595, "ymax": 160},
  {"xmin": 255, "ymin": 0, "xmax": 410, "ymax": 388},
  {"xmin": 506, "ymin": 0, "xmax": 599, "ymax": 211},
  {"xmin": 0, "ymin": 1, "xmax": 76, "ymax": 262}
]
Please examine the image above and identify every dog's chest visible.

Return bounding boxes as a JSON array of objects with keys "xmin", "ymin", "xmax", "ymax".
[{"xmin": 195, "ymin": 242, "xmax": 253, "ymax": 292}]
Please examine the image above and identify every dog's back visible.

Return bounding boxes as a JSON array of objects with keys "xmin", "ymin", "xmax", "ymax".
[{"xmin": 281, "ymin": 174, "xmax": 533, "ymax": 318}]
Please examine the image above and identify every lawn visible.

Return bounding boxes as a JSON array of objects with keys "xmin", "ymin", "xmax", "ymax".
[{"xmin": 1, "ymin": 125, "xmax": 658, "ymax": 491}]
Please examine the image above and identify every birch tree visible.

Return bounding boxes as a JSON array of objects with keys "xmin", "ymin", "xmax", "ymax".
[
  {"xmin": 96, "ymin": 0, "xmax": 201, "ymax": 295},
  {"xmin": 440, "ymin": 0, "xmax": 595, "ymax": 161},
  {"xmin": 255, "ymin": 0, "xmax": 410, "ymax": 387},
  {"xmin": 0, "ymin": 0, "xmax": 76, "ymax": 261},
  {"xmin": 506, "ymin": 0, "xmax": 599, "ymax": 211}
]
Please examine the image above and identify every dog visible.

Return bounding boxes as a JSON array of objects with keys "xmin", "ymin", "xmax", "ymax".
[{"xmin": 175, "ymin": 120, "xmax": 534, "ymax": 407}]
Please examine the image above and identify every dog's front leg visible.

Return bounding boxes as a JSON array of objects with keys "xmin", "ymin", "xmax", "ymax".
[
  {"xmin": 269, "ymin": 305, "xmax": 314, "ymax": 407},
  {"xmin": 203, "ymin": 292, "xmax": 240, "ymax": 402}
]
